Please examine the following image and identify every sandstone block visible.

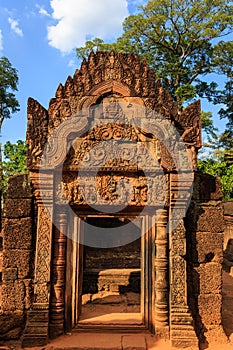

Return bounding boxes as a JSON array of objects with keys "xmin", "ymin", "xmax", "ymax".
[
  {"xmin": 192, "ymin": 263, "xmax": 222, "ymax": 294},
  {"xmin": 122, "ymin": 335, "xmax": 147, "ymax": 350},
  {"xmin": 223, "ymin": 201, "xmax": 233, "ymax": 216},
  {"xmin": 4, "ymin": 268, "xmax": 18, "ymax": 281},
  {"xmin": 3, "ymin": 218, "xmax": 33, "ymax": 250},
  {"xmin": 0, "ymin": 311, "xmax": 25, "ymax": 339},
  {"xmin": 204, "ymin": 325, "xmax": 228, "ymax": 345},
  {"xmin": 186, "ymin": 204, "xmax": 224, "ymax": 233},
  {"xmin": 190, "ymin": 232, "xmax": 223, "ymax": 263},
  {"xmin": 3, "ymin": 250, "xmax": 33, "ymax": 279},
  {"xmin": 198, "ymin": 294, "xmax": 222, "ymax": 325},
  {"xmin": 1, "ymin": 281, "xmax": 25, "ymax": 311},
  {"xmin": 4, "ymin": 199, "xmax": 32, "ymax": 218},
  {"xmin": 7, "ymin": 174, "xmax": 32, "ymax": 199},
  {"xmin": 193, "ymin": 173, "xmax": 222, "ymax": 201}
]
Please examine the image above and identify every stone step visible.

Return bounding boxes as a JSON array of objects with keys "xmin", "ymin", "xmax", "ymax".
[{"xmin": 46, "ymin": 333, "xmax": 148, "ymax": 350}]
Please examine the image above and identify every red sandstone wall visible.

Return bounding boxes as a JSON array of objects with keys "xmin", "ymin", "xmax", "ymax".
[
  {"xmin": 186, "ymin": 172, "xmax": 227, "ymax": 344},
  {"xmin": 0, "ymin": 174, "xmax": 35, "ymax": 340}
]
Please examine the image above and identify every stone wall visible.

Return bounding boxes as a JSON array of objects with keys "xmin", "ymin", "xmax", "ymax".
[
  {"xmin": 0, "ymin": 174, "xmax": 35, "ymax": 340},
  {"xmin": 186, "ymin": 172, "xmax": 227, "ymax": 345}
]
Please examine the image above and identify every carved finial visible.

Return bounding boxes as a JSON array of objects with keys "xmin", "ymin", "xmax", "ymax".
[
  {"xmin": 81, "ymin": 58, "xmax": 87, "ymax": 73},
  {"xmin": 64, "ymin": 76, "xmax": 74, "ymax": 96},
  {"xmin": 55, "ymin": 83, "xmax": 64, "ymax": 99},
  {"xmin": 109, "ymin": 51, "xmax": 115, "ymax": 68},
  {"xmin": 89, "ymin": 51, "xmax": 96, "ymax": 67}
]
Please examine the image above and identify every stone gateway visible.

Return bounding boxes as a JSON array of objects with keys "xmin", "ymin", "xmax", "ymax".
[{"xmin": 0, "ymin": 52, "xmax": 227, "ymax": 348}]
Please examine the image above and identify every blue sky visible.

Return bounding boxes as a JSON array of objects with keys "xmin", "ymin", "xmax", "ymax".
[
  {"xmin": 0, "ymin": 0, "xmax": 229, "ymax": 146},
  {"xmin": 0, "ymin": 0, "xmax": 146, "ymax": 145}
]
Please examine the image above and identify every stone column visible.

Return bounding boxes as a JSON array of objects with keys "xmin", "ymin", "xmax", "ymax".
[
  {"xmin": 50, "ymin": 210, "xmax": 67, "ymax": 338},
  {"xmin": 155, "ymin": 207, "xmax": 169, "ymax": 337},
  {"xmin": 169, "ymin": 173, "xmax": 198, "ymax": 348},
  {"xmin": 22, "ymin": 171, "xmax": 54, "ymax": 347}
]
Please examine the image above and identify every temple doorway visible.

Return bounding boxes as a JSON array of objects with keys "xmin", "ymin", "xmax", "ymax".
[{"xmin": 65, "ymin": 214, "xmax": 155, "ymax": 332}]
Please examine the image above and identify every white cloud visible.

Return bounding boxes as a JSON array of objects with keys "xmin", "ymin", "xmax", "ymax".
[
  {"xmin": 36, "ymin": 4, "xmax": 50, "ymax": 17},
  {"xmin": 0, "ymin": 30, "xmax": 3, "ymax": 52},
  {"xmin": 8, "ymin": 18, "xmax": 23, "ymax": 37},
  {"xmin": 47, "ymin": 0, "xmax": 129, "ymax": 53},
  {"xmin": 68, "ymin": 59, "xmax": 76, "ymax": 68}
]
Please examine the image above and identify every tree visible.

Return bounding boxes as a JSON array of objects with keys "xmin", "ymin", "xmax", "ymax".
[
  {"xmin": 77, "ymin": 0, "xmax": 233, "ymax": 108},
  {"xmin": 0, "ymin": 56, "xmax": 20, "ymax": 130},
  {"xmin": 198, "ymin": 158, "xmax": 233, "ymax": 199},
  {"xmin": 0, "ymin": 56, "xmax": 20, "ymax": 218},
  {"xmin": 1, "ymin": 140, "xmax": 27, "ymax": 197}
]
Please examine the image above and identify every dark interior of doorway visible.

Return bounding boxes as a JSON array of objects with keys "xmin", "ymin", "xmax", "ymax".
[{"xmin": 79, "ymin": 217, "xmax": 143, "ymax": 326}]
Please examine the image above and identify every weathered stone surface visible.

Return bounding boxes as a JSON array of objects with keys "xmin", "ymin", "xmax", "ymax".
[
  {"xmin": 4, "ymin": 268, "xmax": 18, "ymax": 281},
  {"xmin": 204, "ymin": 325, "xmax": 229, "ymax": 345},
  {"xmin": 0, "ymin": 311, "xmax": 25, "ymax": 339},
  {"xmin": 192, "ymin": 263, "xmax": 222, "ymax": 294},
  {"xmin": 3, "ymin": 218, "xmax": 33, "ymax": 250},
  {"xmin": 7, "ymin": 174, "xmax": 32, "ymax": 199},
  {"xmin": 1, "ymin": 281, "xmax": 26, "ymax": 311},
  {"xmin": 190, "ymin": 231, "xmax": 224, "ymax": 263},
  {"xmin": 224, "ymin": 201, "xmax": 233, "ymax": 216},
  {"xmin": 3, "ymin": 199, "xmax": 32, "ymax": 218},
  {"xmin": 3, "ymin": 250, "xmax": 33, "ymax": 279},
  {"xmin": 186, "ymin": 204, "xmax": 224, "ymax": 233},
  {"xmin": 193, "ymin": 173, "xmax": 223, "ymax": 201},
  {"xmin": 198, "ymin": 294, "xmax": 222, "ymax": 325},
  {"xmin": 122, "ymin": 335, "xmax": 147, "ymax": 350}
]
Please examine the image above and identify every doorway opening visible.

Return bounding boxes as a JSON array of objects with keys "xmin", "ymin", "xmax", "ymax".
[
  {"xmin": 65, "ymin": 214, "xmax": 154, "ymax": 332},
  {"xmin": 79, "ymin": 217, "xmax": 142, "ymax": 326}
]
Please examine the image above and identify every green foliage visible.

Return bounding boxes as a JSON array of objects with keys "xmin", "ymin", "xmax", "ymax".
[
  {"xmin": 201, "ymin": 111, "xmax": 218, "ymax": 144},
  {"xmin": 77, "ymin": 0, "xmax": 233, "ymax": 108},
  {"xmin": 1, "ymin": 140, "xmax": 27, "ymax": 196},
  {"xmin": 0, "ymin": 56, "xmax": 20, "ymax": 129},
  {"xmin": 76, "ymin": 38, "xmax": 121, "ymax": 60},
  {"xmin": 198, "ymin": 158, "xmax": 233, "ymax": 200}
]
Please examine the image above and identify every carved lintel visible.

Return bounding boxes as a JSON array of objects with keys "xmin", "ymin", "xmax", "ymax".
[{"xmin": 55, "ymin": 172, "xmax": 168, "ymax": 208}]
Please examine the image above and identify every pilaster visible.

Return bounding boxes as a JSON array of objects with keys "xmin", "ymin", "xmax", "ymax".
[
  {"xmin": 22, "ymin": 171, "xmax": 54, "ymax": 347},
  {"xmin": 169, "ymin": 173, "xmax": 198, "ymax": 348}
]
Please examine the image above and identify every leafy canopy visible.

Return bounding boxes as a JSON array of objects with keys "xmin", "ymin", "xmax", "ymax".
[
  {"xmin": 1, "ymin": 140, "xmax": 27, "ymax": 196},
  {"xmin": 198, "ymin": 158, "xmax": 233, "ymax": 199},
  {"xmin": 0, "ymin": 56, "xmax": 20, "ymax": 130},
  {"xmin": 77, "ymin": 0, "xmax": 233, "ymax": 106}
]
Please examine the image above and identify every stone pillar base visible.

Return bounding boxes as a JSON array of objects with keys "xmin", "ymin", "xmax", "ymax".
[
  {"xmin": 22, "ymin": 309, "xmax": 49, "ymax": 347},
  {"xmin": 170, "ymin": 309, "xmax": 199, "ymax": 349}
]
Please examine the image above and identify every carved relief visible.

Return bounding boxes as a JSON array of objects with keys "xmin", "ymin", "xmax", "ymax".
[
  {"xmin": 34, "ymin": 207, "xmax": 52, "ymax": 304},
  {"xmin": 55, "ymin": 173, "xmax": 169, "ymax": 207},
  {"xmin": 170, "ymin": 221, "xmax": 187, "ymax": 307},
  {"xmin": 26, "ymin": 52, "xmax": 201, "ymax": 172},
  {"xmin": 171, "ymin": 256, "xmax": 186, "ymax": 306},
  {"xmin": 25, "ymin": 51, "xmax": 202, "ymax": 348},
  {"xmin": 26, "ymin": 98, "xmax": 49, "ymax": 168}
]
